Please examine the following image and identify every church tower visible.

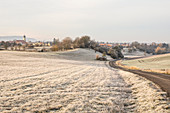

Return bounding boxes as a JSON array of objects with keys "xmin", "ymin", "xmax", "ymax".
[{"xmin": 23, "ymin": 35, "xmax": 26, "ymax": 42}]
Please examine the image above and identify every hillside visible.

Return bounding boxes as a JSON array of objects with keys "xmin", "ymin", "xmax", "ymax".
[{"xmin": 122, "ymin": 53, "xmax": 170, "ymax": 74}]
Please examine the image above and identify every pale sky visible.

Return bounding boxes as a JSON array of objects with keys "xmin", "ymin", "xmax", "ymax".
[{"xmin": 0, "ymin": 0, "xmax": 170, "ymax": 42}]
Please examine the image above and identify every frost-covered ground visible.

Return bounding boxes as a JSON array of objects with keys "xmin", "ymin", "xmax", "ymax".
[
  {"xmin": 122, "ymin": 53, "xmax": 170, "ymax": 70},
  {"xmin": 0, "ymin": 49, "xmax": 169, "ymax": 112},
  {"xmin": 122, "ymin": 49, "xmax": 152, "ymax": 58}
]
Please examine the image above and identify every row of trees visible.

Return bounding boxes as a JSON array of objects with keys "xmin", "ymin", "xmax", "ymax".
[
  {"xmin": 52, "ymin": 36, "xmax": 124, "ymax": 59},
  {"xmin": 130, "ymin": 41, "xmax": 170, "ymax": 54},
  {"xmin": 51, "ymin": 36, "xmax": 91, "ymax": 51},
  {"xmin": 94, "ymin": 46, "xmax": 124, "ymax": 59},
  {"xmin": 0, "ymin": 41, "xmax": 23, "ymax": 50}
]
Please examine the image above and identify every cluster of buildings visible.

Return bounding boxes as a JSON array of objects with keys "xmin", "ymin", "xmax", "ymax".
[
  {"xmin": 0, "ymin": 36, "xmax": 27, "ymax": 46},
  {"xmin": 98, "ymin": 42, "xmax": 130, "ymax": 48},
  {"xmin": 0, "ymin": 36, "xmax": 52, "ymax": 47},
  {"xmin": 0, "ymin": 36, "xmax": 53, "ymax": 52},
  {"xmin": 31, "ymin": 41, "xmax": 52, "ymax": 47}
]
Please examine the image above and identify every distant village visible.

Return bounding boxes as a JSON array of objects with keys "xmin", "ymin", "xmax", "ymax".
[{"xmin": 0, "ymin": 35, "xmax": 53, "ymax": 52}]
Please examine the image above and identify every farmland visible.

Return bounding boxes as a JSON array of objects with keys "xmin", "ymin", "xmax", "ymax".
[
  {"xmin": 122, "ymin": 53, "xmax": 170, "ymax": 74},
  {"xmin": 0, "ymin": 49, "xmax": 169, "ymax": 112}
]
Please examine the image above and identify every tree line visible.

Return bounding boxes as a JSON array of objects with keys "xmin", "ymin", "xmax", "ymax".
[
  {"xmin": 0, "ymin": 41, "xmax": 25, "ymax": 50},
  {"xmin": 52, "ymin": 36, "xmax": 124, "ymax": 59},
  {"xmin": 51, "ymin": 36, "xmax": 91, "ymax": 51},
  {"xmin": 129, "ymin": 41, "xmax": 170, "ymax": 54},
  {"xmin": 90, "ymin": 41, "xmax": 124, "ymax": 59}
]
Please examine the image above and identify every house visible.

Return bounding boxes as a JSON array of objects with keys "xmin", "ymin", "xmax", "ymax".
[
  {"xmin": 15, "ymin": 40, "xmax": 27, "ymax": 45},
  {"xmin": 99, "ymin": 43, "xmax": 113, "ymax": 48}
]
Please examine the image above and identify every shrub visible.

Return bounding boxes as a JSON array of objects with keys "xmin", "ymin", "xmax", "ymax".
[{"xmin": 51, "ymin": 45, "xmax": 59, "ymax": 51}]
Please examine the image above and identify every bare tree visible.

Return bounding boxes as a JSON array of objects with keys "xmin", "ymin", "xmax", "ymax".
[
  {"xmin": 79, "ymin": 36, "xmax": 90, "ymax": 48},
  {"xmin": 62, "ymin": 37, "xmax": 72, "ymax": 50},
  {"xmin": 73, "ymin": 37, "xmax": 80, "ymax": 48}
]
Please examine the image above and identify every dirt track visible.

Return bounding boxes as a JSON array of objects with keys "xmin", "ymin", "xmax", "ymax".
[{"xmin": 109, "ymin": 61, "xmax": 170, "ymax": 97}]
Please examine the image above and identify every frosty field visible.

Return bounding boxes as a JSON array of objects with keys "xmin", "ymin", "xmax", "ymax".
[
  {"xmin": 0, "ymin": 49, "xmax": 169, "ymax": 112},
  {"xmin": 122, "ymin": 53, "xmax": 170, "ymax": 74}
]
